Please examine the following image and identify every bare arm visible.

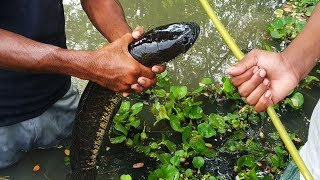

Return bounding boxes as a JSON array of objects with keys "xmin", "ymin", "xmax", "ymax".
[
  {"xmin": 80, "ymin": 0, "xmax": 166, "ymax": 95},
  {"xmin": 281, "ymin": 3, "xmax": 320, "ymax": 81},
  {"xmin": 0, "ymin": 28, "xmax": 157, "ymax": 93},
  {"xmin": 81, "ymin": 0, "xmax": 132, "ymax": 42},
  {"xmin": 0, "ymin": 28, "xmax": 88, "ymax": 74},
  {"xmin": 227, "ymin": 3, "xmax": 320, "ymax": 112}
]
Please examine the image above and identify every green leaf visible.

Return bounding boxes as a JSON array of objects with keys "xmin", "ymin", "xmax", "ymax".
[
  {"xmin": 189, "ymin": 135, "xmax": 206, "ymax": 153},
  {"xmin": 237, "ymin": 155, "xmax": 255, "ymax": 169},
  {"xmin": 152, "ymin": 101, "xmax": 170, "ymax": 123},
  {"xmin": 169, "ymin": 115, "xmax": 183, "ymax": 132},
  {"xmin": 190, "ymin": 105, "xmax": 203, "ymax": 119},
  {"xmin": 151, "ymin": 164, "xmax": 179, "ymax": 180},
  {"xmin": 64, "ymin": 156, "xmax": 70, "ymax": 166},
  {"xmin": 182, "ymin": 126, "xmax": 192, "ymax": 144},
  {"xmin": 154, "ymin": 89, "xmax": 167, "ymax": 98},
  {"xmin": 200, "ymin": 77, "xmax": 213, "ymax": 86},
  {"xmin": 209, "ymin": 114, "xmax": 227, "ymax": 134},
  {"xmin": 229, "ymin": 145, "xmax": 237, "ymax": 152},
  {"xmin": 136, "ymin": 145, "xmax": 151, "ymax": 154},
  {"xmin": 231, "ymin": 119, "xmax": 240, "ymax": 128},
  {"xmin": 170, "ymin": 156, "xmax": 180, "ymax": 166},
  {"xmin": 120, "ymin": 174, "xmax": 132, "ymax": 180},
  {"xmin": 161, "ymin": 140, "xmax": 177, "ymax": 153},
  {"xmin": 125, "ymin": 138, "xmax": 133, "ymax": 147},
  {"xmin": 131, "ymin": 102, "xmax": 143, "ymax": 116},
  {"xmin": 269, "ymin": 154, "xmax": 283, "ymax": 168},
  {"xmin": 170, "ymin": 86, "xmax": 188, "ymax": 100},
  {"xmin": 247, "ymin": 169, "xmax": 258, "ymax": 180},
  {"xmin": 274, "ymin": 9, "xmax": 283, "ymax": 17},
  {"xmin": 284, "ymin": 92, "xmax": 304, "ymax": 109},
  {"xmin": 113, "ymin": 112, "xmax": 129, "ymax": 123},
  {"xmin": 271, "ymin": 18, "xmax": 285, "ymax": 29},
  {"xmin": 202, "ymin": 149, "xmax": 217, "ymax": 158},
  {"xmin": 192, "ymin": 86, "xmax": 204, "ymax": 94},
  {"xmin": 157, "ymin": 153, "xmax": 172, "ymax": 165},
  {"xmin": 301, "ymin": 75, "xmax": 319, "ymax": 87},
  {"xmin": 114, "ymin": 123, "xmax": 128, "ymax": 136},
  {"xmin": 127, "ymin": 119, "xmax": 141, "ymax": 128},
  {"xmin": 306, "ymin": 5, "xmax": 315, "ymax": 16},
  {"xmin": 192, "ymin": 156, "xmax": 205, "ymax": 169},
  {"xmin": 118, "ymin": 101, "xmax": 130, "ymax": 114},
  {"xmin": 174, "ymin": 150, "xmax": 186, "ymax": 157},
  {"xmin": 157, "ymin": 69, "xmax": 168, "ymax": 79},
  {"xmin": 270, "ymin": 31, "xmax": 283, "ymax": 39},
  {"xmin": 110, "ymin": 135, "xmax": 126, "ymax": 144},
  {"xmin": 222, "ymin": 77, "xmax": 234, "ymax": 94},
  {"xmin": 197, "ymin": 123, "xmax": 216, "ymax": 138},
  {"xmin": 184, "ymin": 169, "xmax": 193, "ymax": 177}
]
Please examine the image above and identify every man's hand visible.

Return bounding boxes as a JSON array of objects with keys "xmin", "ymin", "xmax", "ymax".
[
  {"xmin": 125, "ymin": 26, "xmax": 165, "ymax": 96},
  {"xmin": 227, "ymin": 49, "xmax": 299, "ymax": 112},
  {"xmin": 74, "ymin": 27, "xmax": 165, "ymax": 96}
]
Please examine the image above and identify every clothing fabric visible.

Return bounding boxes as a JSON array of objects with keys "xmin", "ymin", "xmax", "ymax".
[
  {"xmin": 299, "ymin": 100, "xmax": 320, "ymax": 179},
  {"xmin": 0, "ymin": 85, "xmax": 80, "ymax": 169},
  {"xmin": 0, "ymin": 0, "xmax": 71, "ymax": 126},
  {"xmin": 281, "ymin": 100, "xmax": 320, "ymax": 179}
]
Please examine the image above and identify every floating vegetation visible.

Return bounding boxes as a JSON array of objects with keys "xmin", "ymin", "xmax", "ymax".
[{"xmin": 110, "ymin": 72, "xmax": 304, "ymax": 179}]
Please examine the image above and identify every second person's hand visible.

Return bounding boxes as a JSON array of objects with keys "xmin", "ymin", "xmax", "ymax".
[{"xmin": 227, "ymin": 49, "xmax": 300, "ymax": 112}]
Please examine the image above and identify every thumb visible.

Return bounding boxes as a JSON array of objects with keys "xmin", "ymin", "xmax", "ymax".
[
  {"xmin": 227, "ymin": 49, "xmax": 259, "ymax": 76},
  {"xmin": 121, "ymin": 33, "xmax": 135, "ymax": 46},
  {"xmin": 132, "ymin": 26, "xmax": 144, "ymax": 39}
]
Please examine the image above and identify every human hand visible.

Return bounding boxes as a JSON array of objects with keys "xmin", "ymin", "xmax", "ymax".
[
  {"xmin": 123, "ymin": 26, "xmax": 166, "ymax": 97},
  {"xmin": 81, "ymin": 27, "xmax": 165, "ymax": 95},
  {"xmin": 227, "ymin": 49, "xmax": 300, "ymax": 112}
]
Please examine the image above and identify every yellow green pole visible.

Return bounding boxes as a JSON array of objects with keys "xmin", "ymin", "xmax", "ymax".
[{"xmin": 198, "ymin": 0, "xmax": 314, "ymax": 179}]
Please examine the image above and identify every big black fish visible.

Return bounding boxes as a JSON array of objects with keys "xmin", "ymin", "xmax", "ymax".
[{"xmin": 70, "ymin": 22, "xmax": 200, "ymax": 180}]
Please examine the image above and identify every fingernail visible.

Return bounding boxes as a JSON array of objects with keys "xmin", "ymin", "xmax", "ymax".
[
  {"xmin": 263, "ymin": 78, "xmax": 269, "ymax": 86},
  {"xmin": 132, "ymin": 31, "xmax": 141, "ymax": 38},
  {"xmin": 131, "ymin": 84, "xmax": 137, "ymax": 90},
  {"xmin": 152, "ymin": 66, "xmax": 160, "ymax": 73},
  {"xmin": 259, "ymin": 69, "xmax": 266, "ymax": 78},
  {"xmin": 253, "ymin": 66, "xmax": 259, "ymax": 74},
  {"xmin": 138, "ymin": 77, "xmax": 146, "ymax": 85},
  {"xmin": 122, "ymin": 92, "xmax": 130, "ymax": 97},
  {"xmin": 265, "ymin": 90, "xmax": 271, "ymax": 98}
]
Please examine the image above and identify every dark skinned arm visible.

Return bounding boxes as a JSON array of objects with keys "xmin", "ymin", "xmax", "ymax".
[
  {"xmin": 81, "ymin": 0, "xmax": 131, "ymax": 42},
  {"xmin": 0, "ymin": 28, "xmax": 157, "ymax": 93},
  {"xmin": 80, "ymin": 0, "xmax": 166, "ymax": 94}
]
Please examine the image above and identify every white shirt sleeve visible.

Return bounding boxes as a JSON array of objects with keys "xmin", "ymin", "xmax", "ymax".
[{"xmin": 300, "ymin": 100, "xmax": 320, "ymax": 179}]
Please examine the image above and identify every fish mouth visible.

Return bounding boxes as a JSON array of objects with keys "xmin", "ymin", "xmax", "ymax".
[
  {"xmin": 186, "ymin": 22, "xmax": 200, "ymax": 37},
  {"xmin": 180, "ymin": 22, "xmax": 200, "ymax": 46}
]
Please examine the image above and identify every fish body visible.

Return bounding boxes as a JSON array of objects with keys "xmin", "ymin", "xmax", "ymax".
[
  {"xmin": 129, "ymin": 22, "xmax": 200, "ymax": 66},
  {"xmin": 70, "ymin": 22, "xmax": 200, "ymax": 180}
]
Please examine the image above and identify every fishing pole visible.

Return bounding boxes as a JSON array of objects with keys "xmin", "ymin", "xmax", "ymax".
[{"xmin": 197, "ymin": 0, "xmax": 314, "ymax": 179}]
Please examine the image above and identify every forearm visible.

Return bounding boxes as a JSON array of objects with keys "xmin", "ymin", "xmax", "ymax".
[
  {"xmin": 281, "ymin": 3, "xmax": 320, "ymax": 81},
  {"xmin": 0, "ymin": 28, "xmax": 94, "ymax": 78},
  {"xmin": 81, "ymin": 0, "xmax": 131, "ymax": 42}
]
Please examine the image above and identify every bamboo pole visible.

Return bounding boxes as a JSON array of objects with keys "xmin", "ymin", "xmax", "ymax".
[{"xmin": 198, "ymin": 0, "xmax": 314, "ymax": 179}]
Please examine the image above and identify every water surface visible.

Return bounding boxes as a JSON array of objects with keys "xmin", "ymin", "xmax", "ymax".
[{"xmin": 1, "ymin": 0, "xmax": 318, "ymax": 179}]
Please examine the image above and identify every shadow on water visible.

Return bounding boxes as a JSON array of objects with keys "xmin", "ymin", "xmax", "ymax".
[{"xmin": 1, "ymin": 0, "xmax": 320, "ymax": 179}]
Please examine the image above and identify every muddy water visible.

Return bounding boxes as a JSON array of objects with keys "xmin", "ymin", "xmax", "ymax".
[{"xmin": 1, "ymin": 0, "xmax": 319, "ymax": 179}]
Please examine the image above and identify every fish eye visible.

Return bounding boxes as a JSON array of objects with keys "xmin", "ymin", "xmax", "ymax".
[{"xmin": 181, "ymin": 36, "xmax": 190, "ymax": 45}]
